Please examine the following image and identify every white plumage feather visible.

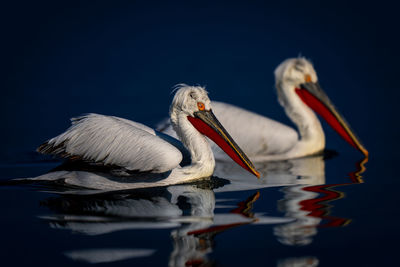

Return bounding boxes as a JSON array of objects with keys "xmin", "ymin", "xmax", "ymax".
[
  {"xmin": 211, "ymin": 101, "xmax": 298, "ymax": 157},
  {"xmin": 39, "ymin": 113, "xmax": 182, "ymax": 173}
]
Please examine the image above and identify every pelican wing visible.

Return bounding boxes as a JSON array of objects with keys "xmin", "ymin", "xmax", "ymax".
[
  {"xmin": 38, "ymin": 114, "xmax": 183, "ymax": 173},
  {"xmin": 210, "ymin": 102, "xmax": 298, "ymax": 159}
]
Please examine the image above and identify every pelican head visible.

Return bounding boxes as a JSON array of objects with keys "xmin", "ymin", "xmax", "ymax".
[
  {"xmin": 170, "ymin": 84, "xmax": 212, "ymax": 117},
  {"xmin": 170, "ymin": 84, "xmax": 260, "ymax": 178},
  {"xmin": 275, "ymin": 57, "xmax": 318, "ymax": 89},
  {"xmin": 274, "ymin": 58, "xmax": 368, "ymax": 157}
]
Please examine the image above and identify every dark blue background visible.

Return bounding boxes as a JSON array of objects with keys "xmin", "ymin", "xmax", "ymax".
[{"xmin": 2, "ymin": 0, "xmax": 398, "ymax": 161}]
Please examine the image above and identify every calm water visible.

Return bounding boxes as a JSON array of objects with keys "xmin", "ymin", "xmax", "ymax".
[
  {"xmin": 2, "ymin": 1, "xmax": 399, "ymax": 266},
  {"xmin": 0, "ymin": 152, "xmax": 397, "ymax": 267}
]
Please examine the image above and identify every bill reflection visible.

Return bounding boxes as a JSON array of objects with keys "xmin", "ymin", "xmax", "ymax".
[
  {"xmin": 273, "ymin": 157, "xmax": 366, "ymax": 246},
  {"xmin": 277, "ymin": 256, "xmax": 319, "ymax": 267}
]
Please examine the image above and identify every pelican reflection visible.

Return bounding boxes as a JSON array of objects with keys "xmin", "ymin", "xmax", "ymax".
[
  {"xmin": 7, "ymin": 152, "xmax": 367, "ymax": 266},
  {"xmin": 213, "ymin": 154, "xmax": 326, "ymax": 193},
  {"xmin": 273, "ymin": 157, "xmax": 367, "ymax": 246},
  {"xmin": 213, "ymin": 154, "xmax": 367, "ymax": 247},
  {"xmin": 39, "ymin": 180, "xmax": 288, "ymax": 266}
]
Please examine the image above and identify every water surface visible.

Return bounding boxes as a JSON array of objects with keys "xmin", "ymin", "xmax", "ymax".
[{"xmin": 2, "ymin": 153, "xmax": 396, "ymax": 266}]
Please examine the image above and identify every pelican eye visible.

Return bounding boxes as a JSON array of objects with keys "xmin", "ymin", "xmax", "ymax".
[
  {"xmin": 197, "ymin": 102, "xmax": 205, "ymax": 111},
  {"xmin": 305, "ymin": 74, "xmax": 312, "ymax": 83}
]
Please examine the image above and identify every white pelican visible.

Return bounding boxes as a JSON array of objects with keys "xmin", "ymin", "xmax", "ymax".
[
  {"xmin": 35, "ymin": 85, "xmax": 259, "ymax": 190},
  {"xmin": 159, "ymin": 58, "xmax": 368, "ymax": 161}
]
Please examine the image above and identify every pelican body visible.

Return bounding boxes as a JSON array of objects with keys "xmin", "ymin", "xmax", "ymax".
[
  {"xmin": 37, "ymin": 85, "xmax": 259, "ymax": 189},
  {"xmin": 161, "ymin": 58, "xmax": 368, "ymax": 161}
]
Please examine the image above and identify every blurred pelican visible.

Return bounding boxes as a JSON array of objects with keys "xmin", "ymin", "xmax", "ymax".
[
  {"xmin": 30, "ymin": 85, "xmax": 258, "ymax": 190},
  {"xmin": 159, "ymin": 58, "xmax": 368, "ymax": 161}
]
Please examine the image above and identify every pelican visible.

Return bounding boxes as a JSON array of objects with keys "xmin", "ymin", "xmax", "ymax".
[
  {"xmin": 159, "ymin": 58, "xmax": 368, "ymax": 161},
  {"xmin": 34, "ymin": 85, "xmax": 259, "ymax": 190}
]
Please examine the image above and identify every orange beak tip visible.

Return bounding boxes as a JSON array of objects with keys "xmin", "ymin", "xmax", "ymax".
[
  {"xmin": 254, "ymin": 170, "xmax": 261, "ymax": 179},
  {"xmin": 359, "ymin": 146, "xmax": 369, "ymax": 158}
]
